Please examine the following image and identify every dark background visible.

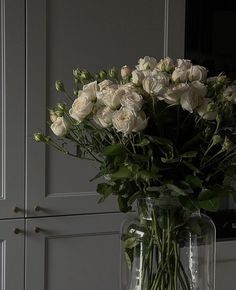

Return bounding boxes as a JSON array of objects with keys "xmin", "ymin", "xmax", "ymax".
[{"xmin": 185, "ymin": 0, "xmax": 236, "ymax": 80}]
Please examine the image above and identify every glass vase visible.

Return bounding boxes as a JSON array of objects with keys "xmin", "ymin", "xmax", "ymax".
[{"xmin": 121, "ymin": 196, "xmax": 216, "ymax": 290}]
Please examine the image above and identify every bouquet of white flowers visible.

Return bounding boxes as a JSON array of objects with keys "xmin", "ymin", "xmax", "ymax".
[{"xmin": 34, "ymin": 56, "xmax": 236, "ymax": 290}]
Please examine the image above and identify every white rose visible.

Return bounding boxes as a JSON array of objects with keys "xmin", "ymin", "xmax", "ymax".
[
  {"xmin": 177, "ymin": 59, "xmax": 192, "ymax": 70},
  {"xmin": 180, "ymin": 81, "xmax": 207, "ymax": 113},
  {"xmin": 120, "ymin": 91, "xmax": 143, "ymax": 112},
  {"xmin": 197, "ymin": 98, "xmax": 217, "ymax": 120},
  {"xmin": 93, "ymin": 106, "xmax": 114, "ymax": 128},
  {"xmin": 163, "ymin": 83, "xmax": 189, "ymax": 104},
  {"xmin": 190, "ymin": 81, "xmax": 207, "ymax": 97},
  {"xmin": 104, "ymin": 87, "xmax": 125, "ymax": 109},
  {"xmin": 96, "ymin": 84, "xmax": 122, "ymax": 108},
  {"xmin": 172, "ymin": 67, "xmax": 189, "ymax": 82},
  {"xmin": 136, "ymin": 56, "xmax": 157, "ymax": 71},
  {"xmin": 121, "ymin": 65, "xmax": 131, "ymax": 78},
  {"xmin": 98, "ymin": 79, "xmax": 113, "ymax": 91},
  {"xmin": 132, "ymin": 111, "xmax": 148, "ymax": 132},
  {"xmin": 81, "ymin": 81, "xmax": 97, "ymax": 101},
  {"xmin": 156, "ymin": 57, "xmax": 174, "ymax": 72},
  {"xmin": 188, "ymin": 65, "xmax": 208, "ymax": 82},
  {"xmin": 50, "ymin": 116, "xmax": 70, "ymax": 137},
  {"xmin": 112, "ymin": 107, "xmax": 136, "ymax": 135},
  {"xmin": 223, "ymin": 86, "xmax": 236, "ymax": 103},
  {"xmin": 143, "ymin": 75, "xmax": 168, "ymax": 96},
  {"xmin": 131, "ymin": 70, "xmax": 145, "ymax": 85},
  {"xmin": 122, "ymin": 82, "xmax": 136, "ymax": 92},
  {"xmin": 69, "ymin": 96, "xmax": 94, "ymax": 121}
]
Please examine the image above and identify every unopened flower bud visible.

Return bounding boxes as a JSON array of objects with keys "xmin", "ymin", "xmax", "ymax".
[
  {"xmin": 34, "ymin": 132, "xmax": 46, "ymax": 142},
  {"xmin": 73, "ymin": 68, "xmax": 81, "ymax": 79},
  {"xmin": 55, "ymin": 110, "xmax": 64, "ymax": 117},
  {"xmin": 121, "ymin": 65, "xmax": 131, "ymax": 79},
  {"xmin": 108, "ymin": 67, "xmax": 118, "ymax": 79},
  {"xmin": 80, "ymin": 70, "xmax": 91, "ymax": 81},
  {"xmin": 55, "ymin": 80, "xmax": 65, "ymax": 92},
  {"xmin": 212, "ymin": 135, "xmax": 221, "ymax": 145},
  {"xmin": 99, "ymin": 70, "xmax": 107, "ymax": 80},
  {"xmin": 73, "ymin": 89, "xmax": 78, "ymax": 96},
  {"xmin": 56, "ymin": 102, "xmax": 66, "ymax": 111}
]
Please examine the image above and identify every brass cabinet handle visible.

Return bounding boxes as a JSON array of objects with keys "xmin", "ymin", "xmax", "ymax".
[
  {"xmin": 13, "ymin": 228, "xmax": 20, "ymax": 234},
  {"xmin": 34, "ymin": 227, "xmax": 41, "ymax": 233},
  {"xmin": 34, "ymin": 205, "xmax": 41, "ymax": 212},
  {"xmin": 12, "ymin": 206, "xmax": 20, "ymax": 213}
]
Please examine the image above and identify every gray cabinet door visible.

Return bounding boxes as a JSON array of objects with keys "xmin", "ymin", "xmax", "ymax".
[
  {"xmin": 216, "ymin": 241, "xmax": 236, "ymax": 290},
  {"xmin": 167, "ymin": 0, "xmax": 186, "ymax": 59},
  {"xmin": 0, "ymin": 219, "xmax": 24, "ymax": 290},
  {"xmin": 26, "ymin": 0, "xmax": 166, "ymax": 217},
  {"xmin": 25, "ymin": 213, "xmax": 125, "ymax": 290},
  {"xmin": 0, "ymin": 0, "xmax": 25, "ymax": 218}
]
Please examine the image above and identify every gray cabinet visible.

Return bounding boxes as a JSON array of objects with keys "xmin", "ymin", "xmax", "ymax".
[
  {"xmin": 0, "ymin": 0, "xmax": 25, "ymax": 219},
  {"xmin": 26, "ymin": 213, "xmax": 124, "ymax": 290},
  {"xmin": 0, "ymin": 219, "xmax": 24, "ymax": 290},
  {"xmin": 26, "ymin": 0, "xmax": 166, "ymax": 217},
  {"xmin": 216, "ymin": 241, "xmax": 236, "ymax": 290}
]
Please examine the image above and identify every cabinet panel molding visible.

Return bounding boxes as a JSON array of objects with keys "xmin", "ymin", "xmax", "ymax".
[
  {"xmin": 26, "ymin": 213, "xmax": 125, "ymax": 290},
  {"xmin": 0, "ymin": 0, "xmax": 25, "ymax": 218}
]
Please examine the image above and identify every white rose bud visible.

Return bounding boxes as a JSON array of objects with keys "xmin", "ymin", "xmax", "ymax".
[
  {"xmin": 69, "ymin": 96, "xmax": 94, "ymax": 121},
  {"xmin": 172, "ymin": 67, "xmax": 189, "ymax": 83},
  {"xmin": 131, "ymin": 70, "xmax": 145, "ymax": 85},
  {"xmin": 136, "ymin": 56, "xmax": 157, "ymax": 71},
  {"xmin": 121, "ymin": 65, "xmax": 131, "ymax": 79},
  {"xmin": 156, "ymin": 57, "xmax": 175, "ymax": 72},
  {"xmin": 197, "ymin": 98, "xmax": 217, "ymax": 120},
  {"xmin": 50, "ymin": 116, "xmax": 70, "ymax": 137},
  {"xmin": 188, "ymin": 65, "xmax": 208, "ymax": 82},
  {"xmin": 112, "ymin": 107, "xmax": 136, "ymax": 135},
  {"xmin": 132, "ymin": 111, "xmax": 148, "ymax": 132},
  {"xmin": 120, "ymin": 91, "xmax": 143, "ymax": 112},
  {"xmin": 177, "ymin": 59, "xmax": 192, "ymax": 70},
  {"xmin": 49, "ymin": 110, "xmax": 58, "ymax": 123},
  {"xmin": 93, "ymin": 106, "xmax": 114, "ymax": 128},
  {"xmin": 223, "ymin": 85, "xmax": 236, "ymax": 103}
]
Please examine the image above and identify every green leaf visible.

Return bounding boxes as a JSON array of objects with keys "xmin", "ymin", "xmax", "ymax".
[
  {"xmin": 124, "ymin": 252, "xmax": 132, "ymax": 270},
  {"xmin": 102, "ymin": 143, "xmax": 125, "ymax": 156},
  {"xmin": 198, "ymin": 198, "xmax": 220, "ymax": 212},
  {"xmin": 138, "ymin": 170, "xmax": 155, "ymax": 182},
  {"xmin": 179, "ymin": 195, "xmax": 199, "ymax": 212},
  {"xmin": 181, "ymin": 151, "xmax": 198, "ymax": 158},
  {"xmin": 118, "ymin": 196, "xmax": 132, "ymax": 212},
  {"xmin": 148, "ymin": 136, "xmax": 173, "ymax": 146},
  {"xmin": 185, "ymin": 175, "xmax": 202, "ymax": 189},
  {"xmin": 111, "ymin": 166, "xmax": 132, "ymax": 179},
  {"xmin": 97, "ymin": 183, "xmax": 113, "ymax": 203},
  {"xmin": 128, "ymin": 191, "xmax": 141, "ymax": 206},
  {"xmin": 134, "ymin": 138, "xmax": 150, "ymax": 147},
  {"xmin": 124, "ymin": 237, "xmax": 138, "ymax": 249},
  {"xmin": 166, "ymin": 184, "xmax": 186, "ymax": 196},
  {"xmin": 161, "ymin": 157, "xmax": 180, "ymax": 164},
  {"xmin": 198, "ymin": 189, "xmax": 216, "ymax": 201},
  {"xmin": 182, "ymin": 160, "xmax": 200, "ymax": 173}
]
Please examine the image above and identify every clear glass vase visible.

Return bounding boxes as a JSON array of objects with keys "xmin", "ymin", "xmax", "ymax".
[{"xmin": 121, "ymin": 197, "xmax": 216, "ymax": 290}]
